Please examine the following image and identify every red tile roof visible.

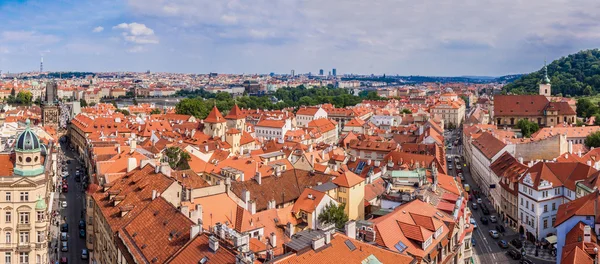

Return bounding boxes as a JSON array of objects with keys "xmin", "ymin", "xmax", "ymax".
[
  {"xmin": 555, "ymin": 191, "xmax": 600, "ymax": 227},
  {"xmin": 204, "ymin": 106, "xmax": 226, "ymax": 123},
  {"xmin": 169, "ymin": 234, "xmax": 237, "ymax": 264},
  {"xmin": 332, "ymin": 169, "xmax": 364, "ymax": 188},
  {"xmin": 225, "ymin": 104, "xmax": 245, "ymax": 119},
  {"xmin": 471, "ymin": 132, "xmax": 506, "ymax": 160}
]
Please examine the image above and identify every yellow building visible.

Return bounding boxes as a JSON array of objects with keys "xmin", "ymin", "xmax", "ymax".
[
  {"xmin": 332, "ymin": 170, "xmax": 365, "ymax": 221},
  {"xmin": 0, "ymin": 120, "xmax": 52, "ymax": 264}
]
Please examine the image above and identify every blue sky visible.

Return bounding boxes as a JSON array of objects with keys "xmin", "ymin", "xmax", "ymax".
[{"xmin": 2, "ymin": 0, "xmax": 600, "ymax": 76}]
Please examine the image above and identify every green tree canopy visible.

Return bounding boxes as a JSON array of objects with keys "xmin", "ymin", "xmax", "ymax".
[
  {"xmin": 577, "ymin": 98, "xmax": 599, "ymax": 118},
  {"xmin": 164, "ymin": 147, "xmax": 191, "ymax": 170},
  {"xmin": 317, "ymin": 202, "xmax": 348, "ymax": 229},
  {"xmin": 504, "ymin": 49, "xmax": 600, "ymax": 96},
  {"xmin": 585, "ymin": 131, "xmax": 600, "ymax": 148},
  {"xmin": 516, "ymin": 119, "xmax": 540, "ymax": 138},
  {"xmin": 401, "ymin": 108, "xmax": 412, "ymax": 114},
  {"xmin": 80, "ymin": 99, "xmax": 88, "ymax": 107},
  {"xmin": 150, "ymin": 108, "xmax": 162, "ymax": 115}
]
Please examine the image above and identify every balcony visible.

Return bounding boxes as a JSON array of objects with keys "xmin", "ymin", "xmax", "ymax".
[
  {"xmin": 0, "ymin": 243, "xmax": 15, "ymax": 249},
  {"xmin": 16, "ymin": 243, "xmax": 31, "ymax": 252},
  {"xmin": 35, "ymin": 243, "xmax": 44, "ymax": 249},
  {"xmin": 17, "ymin": 223, "xmax": 31, "ymax": 230}
]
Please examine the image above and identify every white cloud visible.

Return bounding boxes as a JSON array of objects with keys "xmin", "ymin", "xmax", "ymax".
[
  {"xmin": 125, "ymin": 0, "xmax": 600, "ymax": 75},
  {"xmin": 112, "ymin": 22, "xmax": 158, "ymax": 45},
  {"xmin": 92, "ymin": 26, "xmax": 104, "ymax": 33}
]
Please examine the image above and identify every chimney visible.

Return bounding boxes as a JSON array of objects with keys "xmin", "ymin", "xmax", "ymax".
[
  {"xmin": 518, "ymin": 157, "xmax": 524, "ymax": 164},
  {"xmin": 190, "ymin": 224, "xmax": 201, "ymax": 240},
  {"xmin": 154, "ymin": 163, "xmax": 160, "ymax": 174},
  {"xmin": 311, "ymin": 235, "xmax": 326, "ymax": 250},
  {"xmin": 248, "ymin": 200, "xmax": 256, "ymax": 215},
  {"xmin": 269, "ymin": 232, "xmax": 276, "ymax": 248},
  {"xmin": 345, "ymin": 220, "xmax": 357, "ymax": 239},
  {"xmin": 287, "ymin": 222, "xmax": 294, "ymax": 237},
  {"xmin": 242, "ymin": 189, "xmax": 250, "ymax": 203},
  {"xmin": 127, "ymin": 157, "xmax": 137, "ymax": 173},
  {"xmin": 588, "ymin": 160, "xmax": 593, "ymax": 167},
  {"xmin": 584, "ymin": 225, "xmax": 592, "ymax": 243},
  {"xmin": 152, "ymin": 190, "xmax": 158, "ymax": 200},
  {"xmin": 325, "ymin": 231, "xmax": 331, "ymax": 245},
  {"xmin": 568, "ymin": 141, "xmax": 573, "ymax": 154},
  {"xmin": 196, "ymin": 204, "xmax": 203, "ymax": 224},
  {"xmin": 180, "ymin": 206, "xmax": 189, "ymax": 217},
  {"xmin": 374, "ymin": 160, "xmax": 380, "ymax": 167},
  {"xmin": 367, "ymin": 159, "xmax": 371, "ymax": 166},
  {"xmin": 130, "ymin": 139, "xmax": 136, "ymax": 154},
  {"xmin": 209, "ymin": 236, "xmax": 219, "ymax": 252},
  {"xmin": 240, "ymin": 172, "xmax": 244, "ymax": 181},
  {"xmin": 160, "ymin": 163, "xmax": 172, "ymax": 177}
]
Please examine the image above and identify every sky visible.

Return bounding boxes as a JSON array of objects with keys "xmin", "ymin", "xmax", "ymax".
[{"xmin": 2, "ymin": 0, "xmax": 600, "ymax": 76}]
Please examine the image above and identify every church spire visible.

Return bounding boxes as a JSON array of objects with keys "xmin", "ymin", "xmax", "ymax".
[{"xmin": 542, "ymin": 58, "xmax": 551, "ymax": 84}]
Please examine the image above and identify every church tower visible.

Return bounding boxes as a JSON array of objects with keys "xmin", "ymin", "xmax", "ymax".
[
  {"xmin": 203, "ymin": 105, "xmax": 227, "ymax": 138},
  {"xmin": 539, "ymin": 60, "xmax": 552, "ymax": 97},
  {"xmin": 225, "ymin": 103, "xmax": 246, "ymax": 131},
  {"xmin": 14, "ymin": 119, "xmax": 44, "ymax": 176}
]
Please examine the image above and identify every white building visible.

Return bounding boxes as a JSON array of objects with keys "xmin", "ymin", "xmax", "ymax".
[
  {"xmin": 517, "ymin": 162, "xmax": 595, "ymax": 241},
  {"xmin": 295, "ymin": 107, "xmax": 327, "ymax": 128},
  {"xmin": 255, "ymin": 119, "xmax": 292, "ymax": 141},
  {"xmin": 369, "ymin": 115, "xmax": 399, "ymax": 131}
]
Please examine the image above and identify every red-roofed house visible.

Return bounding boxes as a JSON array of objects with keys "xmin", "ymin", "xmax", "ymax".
[{"xmin": 296, "ymin": 106, "xmax": 327, "ymax": 127}]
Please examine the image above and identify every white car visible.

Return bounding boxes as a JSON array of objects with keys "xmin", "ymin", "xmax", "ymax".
[
  {"xmin": 61, "ymin": 201, "xmax": 67, "ymax": 208},
  {"xmin": 470, "ymin": 218, "xmax": 478, "ymax": 229},
  {"xmin": 477, "ymin": 198, "xmax": 483, "ymax": 204}
]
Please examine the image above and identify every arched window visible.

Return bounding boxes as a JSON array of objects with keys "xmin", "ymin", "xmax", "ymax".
[
  {"xmin": 34, "ymin": 156, "xmax": 38, "ymax": 162},
  {"xmin": 18, "ymin": 156, "xmax": 22, "ymax": 163},
  {"xmin": 6, "ymin": 232, "xmax": 11, "ymax": 243}
]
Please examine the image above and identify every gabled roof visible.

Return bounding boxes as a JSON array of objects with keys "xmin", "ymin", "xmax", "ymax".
[
  {"xmin": 555, "ymin": 191, "xmax": 600, "ymax": 227},
  {"xmin": 169, "ymin": 234, "xmax": 237, "ymax": 264},
  {"xmin": 204, "ymin": 106, "xmax": 226, "ymax": 123},
  {"xmin": 225, "ymin": 104, "xmax": 245, "ymax": 120},
  {"xmin": 471, "ymin": 132, "xmax": 506, "ymax": 160},
  {"xmin": 291, "ymin": 188, "xmax": 328, "ymax": 214},
  {"xmin": 493, "ymin": 95, "xmax": 549, "ymax": 117},
  {"xmin": 522, "ymin": 162, "xmax": 597, "ymax": 191},
  {"xmin": 332, "ymin": 169, "xmax": 364, "ymax": 188}
]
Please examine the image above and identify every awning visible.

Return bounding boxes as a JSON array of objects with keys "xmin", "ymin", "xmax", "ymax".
[{"xmin": 545, "ymin": 235, "xmax": 557, "ymax": 244}]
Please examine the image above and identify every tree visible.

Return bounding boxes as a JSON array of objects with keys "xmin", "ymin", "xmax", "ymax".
[
  {"xmin": 176, "ymin": 98, "xmax": 211, "ymax": 119},
  {"xmin": 576, "ymin": 98, "xmax": 598, "ymax": 118},
  {"xmin": 115, "ymin": 109, "xmax": 130, "ymax": 116},
  {"xmin": 150, "ymin": 108, "xmax": 162, "ymax": 115},
  {"xmin": 585, "ymin": 131, "xmax": 600, "ymax": 148},
  {"xmin": 317, "ymin": 202, "xmax": 348, "ymax": 229},
  {"xmin": 401, "ymin": 108, "xmax": 412, "ymax": 114},
  {"xmin": 516, "ymin": 119, "xmax": 540, "ymax": 138},
  {"xmin": 80, "ymin": 99, "xmax": 88, "ymax": 107},
  {"xmin": 448, "ymin": 123, "xmax": 457, "ymax": 129},
  {"xmin": 132, "ymin": 98, "xmax": 139, "ymax": 106},
  {"xmin": 16, "ymin": 91, "xmax": 32, "ymax": 105},
  {"xmin": 10, "ymin": 88, "xmax": 15, "ymax": 97},
  {"xmin": 460, "ymin": 95, "xmax": 469, "ymax": 106},
  {"xmin": 164, "ymin": 147, "xmax": 191, "ymax": 170}
]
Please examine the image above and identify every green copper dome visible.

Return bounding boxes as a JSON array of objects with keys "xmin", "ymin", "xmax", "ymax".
[
  {"xmin": 16, "ymin": 119, "xmax": 41, "ymax": 152},
  {"xmin": 541, "ymin": 61, "xmax": 551, "ymax": 85},
  {"xmin": 35, "ymin": 196, "xmax": 46, "ymax": 210}
]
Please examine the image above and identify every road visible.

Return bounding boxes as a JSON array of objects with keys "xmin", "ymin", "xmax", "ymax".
[
  {"xmin": 58, "ymin": 140, "xmax": 86, "ymax": 263},
  {"xmin": 444, "ymin": 130, "xmax": 553, "ymax": 264}
]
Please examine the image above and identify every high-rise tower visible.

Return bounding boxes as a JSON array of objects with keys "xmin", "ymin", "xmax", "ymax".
[
  {"xmin": 539, "ymin": 60, "xmax": 551, "ymax": 97},
  {"xmin": 40, "ymin": 56, "xmax": 43, "ymax": 73}
]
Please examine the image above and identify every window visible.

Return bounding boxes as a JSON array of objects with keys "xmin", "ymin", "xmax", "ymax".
[
  {"xmin": 19, "ymin": 232, "xmax": 28, "ymax": 244},
  {"xmin": 19, "ymin": 213, "xmax": 29, "ymax": 224},
  {"xmin": 5, "ymin": 252, "xmax": 10, "ymax": 264},
  {"xmin": 36, "ymin": 212, "xmax": 43, "ymax": 222},
  {"xmin": 19, "ymin": 192, "xmax": 28, "ymax": 202},
  {"xmin": 520, "ymin": 198, "xmax": 523, "ymax": 205},
  {"xmin": 542, "ymin": 191, "xmax": 548, "ymax": 198},
  {"xmin": 531, "ymin": 204, "xmax": 534, "ymax": 212},
  {"xmin": 339, "ymin": 187, "xmax": 347, "ymax": 193},
  {"xmin": 5, "ymin": 212, "xmax": 11, "ymax": 223},
  {"xmin": 552, "ymin": 217, "xmax": 556, "ymax": 226},
  {"xmin": 555, "ymin": 188, "xmax": 559, "ymax": 195},
  {"xmin": 544, "ymin": 205, "xmax": 548, "ymax": 213},
  {"xmin": 18, "ymin": 253, "xmax": 27, "ymax": 264},
  {"xmin": 36, "ymin": 231, "xmax": 43, "ymax": 243},
  {"xmin": 566, "ymin": 190, "xmax": 572, "ymax": 197},
  {"xmin": 5, "ymin": 232, "xmax": 10, "ymax": 244},
  {"xmin": 36, "ymin": 255, "xmax": 40, "ymax": 264},
  {"xmin": 552, "ymin": 203, "xmax": 556, "ymax": 211},
  {"xmin": 526, "ymin": 201, "xmax": 529, "ymax": 208},
  {"xmin": 5, "ymin": 192, "xmax": 10, "ymax": 202},
  {"xmin": 543, "ymin": 219, "xmax": 548, "ymax": 229}
]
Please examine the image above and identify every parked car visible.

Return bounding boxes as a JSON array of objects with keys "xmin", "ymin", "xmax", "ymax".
[
  {"xmin": 510, "ymin": 239, "xmax": 524, "ymax": 249},
  {"xmin": 496, "ymin": 225, "xmax": 506, "ymax": 233},
  {"xmin": 498, "ymin": 240, "xmax": 509, "ymax": 248},
  {"xmin": 490, "ymin": 215, "xmax": 497, "ymax": 223},
  {"xmin": 471, "ymin": 203, "xmax": 478, "ymax": 210},
  {"xmin": 470, "ymin": 218, "xmax": 478, "ymax": 229},
  {"xmin": 60, "ymin": 224, "xmax": 68, "ymax": 232},
  {"xmin": 60, "ymin": 257, "xmax": 68, "ymax": 264},
  {"xmin": 489, "ymin": 230, "xmax": 500, "ymax": 239},
  {"xmin": 471, "ymin": 237, "xmax": 476, "ymax": 246},
  {"xmin": 62, "ymin": 185, "xmax": 68, "ymax": 193},
  {"xmin": 61, "ymin": 241, "xmax": 68, "ymax": 252},
  {"xmin": 79, "ymin": 229, "xmax": 86, "ymax": 238},
  {"xmin": 481, "ymin": 206, "xmax": 490, "ymax": 215},
  {"xmin": 448, "ymin": 164, "xmax": 453, "ymax": 170},
  {"xmin": 476, "ymin": 198, "xmax": 483, "ymax": 204},
  {"xmin": 61, "ymin": 232, "xmax": 68, "ymax": 241},
  {"xmin": 61, "ymin": 200, "xmax": 68, "ymax": 208},
  {"xmin": 82, "ymin": 249, "xmax": 89, "ymax": 260},
  {"xmin": 507, "ymin": 249, "xmax": 522, "ymax": 260},
  {"xmin": 457, "ymin": 164, "xmax": 462, "ymax": 170},
  {"xmin": 447, "ymin": 156, "xmax": 452, "ymax": 161},
  {"xmin": 448, "ymin": 145, "xmax": 453, "ymax": 150},
  {"xmin": 480, "ymin": 216, "xmax": 489, "ymax": 225}
]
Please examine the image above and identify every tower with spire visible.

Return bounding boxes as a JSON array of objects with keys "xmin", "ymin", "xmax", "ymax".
[
  {"xmin": 203, "ymin": 105, "xmax": 227, "ymax": 138},
  {"xmin": 539, "ymin": 59, "xmax": 552, "ymax": 97}
]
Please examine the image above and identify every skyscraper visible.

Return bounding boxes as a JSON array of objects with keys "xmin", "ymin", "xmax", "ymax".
[
  {"xmin": 291, "ymin": 70, "xmax": 295, "ymax": 77},
  {"xmin": 319, "ymin": 69, "xmax": 324, "ymax": 76},
  {"xmin": 332, "ymin": 68, "xmax": 337, "ymax": 76}
]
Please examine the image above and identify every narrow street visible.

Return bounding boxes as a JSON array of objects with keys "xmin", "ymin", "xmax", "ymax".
[
  {"xmin": 444, "ymin": 130, "xmax": 554, "ymax": 264},
  {"xmin": 55, "ymin": 139, "xmax": 87, "ymax": 263}
]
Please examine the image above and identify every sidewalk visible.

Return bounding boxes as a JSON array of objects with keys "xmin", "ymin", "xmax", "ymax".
[{"xmin": 48, "ymin": 151, "xmax": 65, "ymax": 263}]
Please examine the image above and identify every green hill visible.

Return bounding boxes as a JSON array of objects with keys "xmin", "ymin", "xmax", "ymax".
[{"xmin": 503, "ymin": 49, "xmax": 600, "ymax": 96}]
